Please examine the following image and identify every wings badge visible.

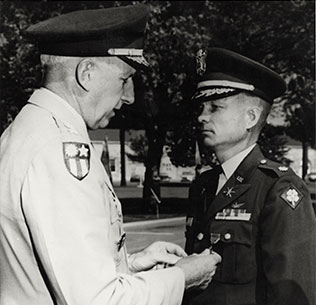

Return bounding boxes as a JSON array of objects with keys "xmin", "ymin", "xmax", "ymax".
[{"xmin": 63, "ymin": 142, "xmax": 90, "ymax": 180}]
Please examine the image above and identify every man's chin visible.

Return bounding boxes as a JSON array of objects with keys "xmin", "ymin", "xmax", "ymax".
[
  {"xmin": 99, "ymin": 118, "xmax": 111, "ymax": 129},
  {"xmin": 203, "ymin": 137, "xmax": 216, "ymax": 148},
  {"xmin": 89, "ymin": 117, "xmax": 111, "ymax": 130}
]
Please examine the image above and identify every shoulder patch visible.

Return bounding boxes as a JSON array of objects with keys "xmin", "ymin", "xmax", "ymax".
[
  {"xmin": 280, "ymin": 185, "xmax": 303, "ymax": 209},
  {"xmin": 63, "ymin": 142, "xmax": 90, "ymax": 180}
]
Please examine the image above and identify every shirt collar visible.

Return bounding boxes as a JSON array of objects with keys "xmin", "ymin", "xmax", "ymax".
[
  {"xmin": 28, "ymin": 87, "xmax": 89, "ymax": 140},
  {"xmin": 221, "ymin": 144, "xmax": 256, "ymax": 180}
]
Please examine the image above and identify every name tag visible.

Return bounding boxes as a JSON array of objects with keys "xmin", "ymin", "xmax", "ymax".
[{"xmin": 215, "ymin": 209, "xmax": 251, "ymax": 221}]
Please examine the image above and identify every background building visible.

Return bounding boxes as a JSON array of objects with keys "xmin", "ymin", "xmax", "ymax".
[{"xmin": 90, "ymin": 130, "xmax": 315, "ymax": 186}]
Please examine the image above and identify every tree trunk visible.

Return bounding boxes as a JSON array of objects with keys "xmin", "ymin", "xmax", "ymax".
[
  {"xmin": 120, "ymin": 128, "xmax": 126, "ymax": 186},
  {"xmin": 302, "ymin": 140, "xmax": 308, "ymax": 179},
  {"xmin": 142, "ymin": 124, "xmax": 166, "ymax": 214}
]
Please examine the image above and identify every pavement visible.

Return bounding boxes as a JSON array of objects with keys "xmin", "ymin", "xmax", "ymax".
[
  {"xmin": 111, "ymin": 184, "xmax": 189, "ymax": 253},
  {"xmin": 113, "ymin": 183, "xmax": 190, "ymax": 199},
  {"xmin": 114, "ymin": 184, "xmax": 190, "ymax": 223},
  {"xmin": 124, "ymin": 216, "xmax": 186, "ymax": 253},
  {"xmin": 117, "ymin": 182, "xmax": 316, "ymax": 255}
]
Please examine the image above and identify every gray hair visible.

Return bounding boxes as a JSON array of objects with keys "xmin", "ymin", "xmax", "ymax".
[
  {"xmin": 40, "ymin": 54, "xmax": 79, "ymax": 81},
  {"xmin": 40, "ymin": 54, "xmax": 120, "ymax": 68},
  {"xmin": 40, "ymin": 55, "xmax": 122, "ymax": 82},
  {"xmin": 40, "ymin": 54, "xmax": 74, "ymax": 66},
  {"xmin": 236, "ymin": 92, "xmax": 271, "ymax": 132}
]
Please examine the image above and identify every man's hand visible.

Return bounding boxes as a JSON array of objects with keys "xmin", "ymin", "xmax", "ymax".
[
  {"xmin": 175, "ymin": 249, "xmax": 221, "ymax": 290},
  {"xmin": 128, "ymin": 241, "xmax": 187, "ymax": 273}
]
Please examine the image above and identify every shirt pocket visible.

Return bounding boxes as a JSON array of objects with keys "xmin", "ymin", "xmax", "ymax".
[{"xmin": 210, "ymin": 220, "xmax": 256, "ymax": 284}]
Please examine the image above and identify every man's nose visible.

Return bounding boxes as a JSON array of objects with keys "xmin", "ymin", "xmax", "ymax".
[
  {"xmin": 121, "ymin": 78, "xmax": 135, "ymax": 105},
  {"xmin": 197, "ymin": 104, "xmax": 209, "ymax": 123}
]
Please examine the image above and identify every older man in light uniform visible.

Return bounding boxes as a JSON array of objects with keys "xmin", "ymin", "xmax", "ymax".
[{"xmin": 0, "ymin": 5, "xmax": 221, "ymax": 305}]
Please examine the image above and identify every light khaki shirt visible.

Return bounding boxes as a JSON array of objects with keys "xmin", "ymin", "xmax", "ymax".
[{"xmin": 0, "ymin": 88, "xmax": 184, "ymax": 305}]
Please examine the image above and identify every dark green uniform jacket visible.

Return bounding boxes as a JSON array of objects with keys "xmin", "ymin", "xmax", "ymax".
[{"xmin": 184, "ymin": 145, "xmax": 316, "ymax": 305}]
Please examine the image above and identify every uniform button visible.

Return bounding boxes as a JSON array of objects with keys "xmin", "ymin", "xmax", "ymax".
[
  {"xmin": 224, "ymin": 233, "xmax": 231, "ymax": 240},
  {"xmin": 197, "ymin": 233, "xmax": 204, "ymax": 240},
  {"xmin": 260, "ymin": 159, "xmax": 267, "ymax": 164}
]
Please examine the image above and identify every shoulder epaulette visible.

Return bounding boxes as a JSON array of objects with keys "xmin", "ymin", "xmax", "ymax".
[{"xmin": 258, "ymin": 158, "xmax": 294, "ymax": 178}]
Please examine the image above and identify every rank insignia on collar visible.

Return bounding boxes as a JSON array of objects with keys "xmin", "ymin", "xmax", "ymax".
[
  {"xmin": 63, "ymin": 142, "xmax": 90, "ymax": 180},
  {"xmin": 236, "ymin": 176, "xmax": 244, "ymax": 183},
  {"xmin": 280, "ymin": 185, "xmax": 303, "ymax": 209}
]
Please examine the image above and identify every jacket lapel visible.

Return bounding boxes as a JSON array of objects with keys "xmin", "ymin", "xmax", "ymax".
[
  {"xmin": 201, "ymin": 145, "xmax": 264, "ymax": 224},
  {"xmin": 202, "ymin": 179, "xmax": 250, "ymax": 224}
]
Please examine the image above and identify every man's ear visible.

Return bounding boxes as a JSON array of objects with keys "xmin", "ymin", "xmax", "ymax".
[
  {"xmin": 246, "ymin": 106, "xmax": 261, "ymax": 130},
  {"xmin": 75, "ymin": 59, "xmax": 94, "ymax": 92}
]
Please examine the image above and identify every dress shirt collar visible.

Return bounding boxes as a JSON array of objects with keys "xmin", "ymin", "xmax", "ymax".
[
  {"xmin": 28, "ymin": 87, "xmax": 89, "ymax": 141},
  {"xmin": 221, "ymin": 144, "xmax": 256, "ymax": 181}
]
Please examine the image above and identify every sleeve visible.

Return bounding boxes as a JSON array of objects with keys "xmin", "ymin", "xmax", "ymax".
[
  {"xmin": 21, "ymin": 138, "xmax": 185, "ymax": 305},
  {"xmin": 260, "ymin": 173, "xmax": 316, "ymax": 305}
]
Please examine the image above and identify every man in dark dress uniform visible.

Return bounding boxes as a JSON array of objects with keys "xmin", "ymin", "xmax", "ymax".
[{"xmin": 184, "ymin": 48, "xmax": 316, "ymax": 305}]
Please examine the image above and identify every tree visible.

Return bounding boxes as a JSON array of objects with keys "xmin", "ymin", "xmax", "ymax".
[
  {"xmin": 1, "ymin": 1, "xmax": 314, "ymax": 209},
  {"xmin": 127, "ymin": 133, "xmax": 148, "ymax": 163},
  {"xmin": 143, "ymin": 0, "xmax": 315, "ymax": 168}
]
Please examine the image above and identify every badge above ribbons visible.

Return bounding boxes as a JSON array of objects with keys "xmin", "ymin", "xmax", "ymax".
[{"xmin": 63, "ymin": 142, "xmax": 90, "ymax": 180}]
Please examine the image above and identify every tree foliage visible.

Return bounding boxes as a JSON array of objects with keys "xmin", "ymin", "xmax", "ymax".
[
  {"xmin": 139, "ymin": 1, "xmax": 315, "ymax": 166},
  {"xmin": 1, "ymin": 0, "xmax": 315, "ymax": 166},
  {"xmin": 126, "ymin": 133, "xmax": 148, "ymax": 163}
]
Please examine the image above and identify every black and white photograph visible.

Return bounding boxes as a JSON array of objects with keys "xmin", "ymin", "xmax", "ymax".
[{"xmin": 0, "ymin": 1, "xmax": 315, "ymax": 304}]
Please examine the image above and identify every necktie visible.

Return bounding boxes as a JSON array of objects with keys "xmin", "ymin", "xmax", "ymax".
[{"xmin": 203, "ymin": 165, "xmax": 222, "ymax": 210}]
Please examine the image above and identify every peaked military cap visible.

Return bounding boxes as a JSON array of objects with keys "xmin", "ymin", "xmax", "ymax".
[
  {"xmin": 193, "ymin": 47, "xmax": 286, "ymax": 104},
  {"xmin": 25, "ymin": 4, "xmax": 150, "ymax": 70}
]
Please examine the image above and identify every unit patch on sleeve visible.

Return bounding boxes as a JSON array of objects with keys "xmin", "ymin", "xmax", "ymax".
[
  {"xmin": 63, "ymin": 142, "xmax": 90, "ymax": 180},
  {"xmin": 280, "ymin": 185, "xmax": 303, "ymax": 209}
]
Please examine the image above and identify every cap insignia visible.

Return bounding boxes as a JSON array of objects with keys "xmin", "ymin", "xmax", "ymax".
[
  {"xmin": 196, "ymin": 49, "xmax": 207, "ymax": 76},
  {"xmin": 125, "ymin": 55, "xmax": 149, "ymax": 67},
  {"xmin": 108, "ymin": 48, "xmax": 143, "ymax": 56},
  {"xmin": 192, "ymin": 87, "xmax": 236, "ymax": 100},
  {"xmin": 280, "ymin": 185, "xmax": 303, "ymax": 209},
  {"xmin": 63, "ymin": 142, "xmax": 90, "ymax": 180},
  {"xmin": 108, "ymin": 48, "xmax": 149, "ymax": 67},
  {"xmin": 197, "ymin": 80, "xmax": 255, "ymax": 92}
]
